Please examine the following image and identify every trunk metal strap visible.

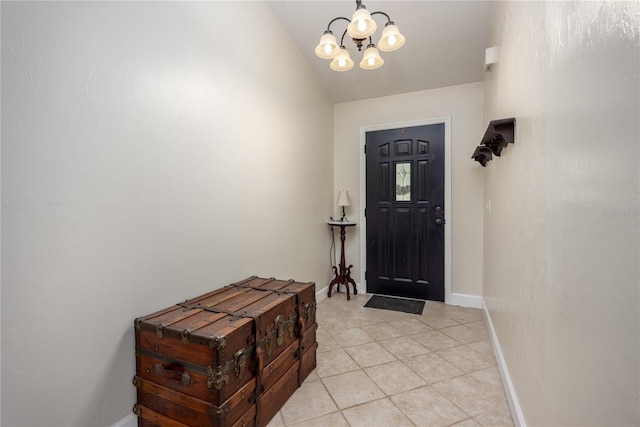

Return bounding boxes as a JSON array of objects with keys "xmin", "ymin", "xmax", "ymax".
[{"xmin": 176, "ymin": 302, "xmax": 249, "ymax": 319}]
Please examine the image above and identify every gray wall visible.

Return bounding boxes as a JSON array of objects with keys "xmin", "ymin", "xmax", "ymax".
[
  {"xmin": 1, "ymin": 2, "xmax": 334, "ymax": 425},
  {"xmin": 483, "ymin": 1, "xmax": 639, "ymax": 425}
]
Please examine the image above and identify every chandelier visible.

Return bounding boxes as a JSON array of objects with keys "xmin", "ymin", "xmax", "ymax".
[{"xmin": 314, "ymin": 0, "xmax": 405, "ymax": 72}]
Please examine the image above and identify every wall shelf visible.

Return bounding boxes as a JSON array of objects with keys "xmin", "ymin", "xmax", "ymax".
[
  {"xmin": 471, "ymin": 146, "xmax": 493, "ymax": 167},
  {"xmin": 471, "ymin": 118, "xmax": 515, "ymax": 166}
]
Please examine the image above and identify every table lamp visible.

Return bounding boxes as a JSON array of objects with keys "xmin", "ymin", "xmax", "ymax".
[{"xmin": 336, "ymin": 190, "xmax": 351, "ymax": 222}]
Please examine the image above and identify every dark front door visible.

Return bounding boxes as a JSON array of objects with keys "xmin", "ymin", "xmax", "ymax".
[{"xmin": 365, "ymin": 124, "xmax": 445, "ymax": 301}]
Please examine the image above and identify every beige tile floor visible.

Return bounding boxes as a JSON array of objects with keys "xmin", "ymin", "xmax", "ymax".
[{"xmin": 267, "ymin": 293, "xmax": 515, "ymax": 427}]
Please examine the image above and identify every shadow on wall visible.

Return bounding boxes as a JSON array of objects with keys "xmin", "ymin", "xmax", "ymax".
[{"xmin": 80, "ymin": 327, "xmax": 136, "ymax": 426}]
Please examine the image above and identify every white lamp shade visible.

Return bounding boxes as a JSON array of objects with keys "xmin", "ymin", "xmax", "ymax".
[
  {"xmin": 378, "ymin": 24, "xmax": 405, "ymax": 52},
  {"xmin": 314, "ymin": 32, "xmax": 340, "ymax": 59},
  {"xmin": 359, "ymin": 45, "xmax": 384, "ymax": 70},
  {"xmin": 336, "ymin": 190, "xmax": 351, "ymax": 207},
  {"xmin": 347, "ymin": 7, "xmax": 377, "ymax": 39},
  {"xmin": 330, "ymin": 48, "xmax": 354, "ymax": 72}
]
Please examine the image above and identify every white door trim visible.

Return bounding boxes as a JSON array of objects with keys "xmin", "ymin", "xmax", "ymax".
[{"xmin": 359, "ymin": 117, "xmax": 452, "ymax": 303}]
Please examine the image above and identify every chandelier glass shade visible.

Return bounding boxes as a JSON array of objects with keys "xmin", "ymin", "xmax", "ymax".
[
  {"xmin": 359, "ymin": 44, "xmax": 384, "ymax": 70},
  {"xmin": 314, "ymin": 0, "xmax": 405, "ymax": 72},
  {"xmin": 330, "ymin": 47, "xmax": 355, "ymax": 72},
  {"xmin": 346, "ymin": 6, "xmax": 377, "ymax": 39},
  {"xmin": 315, "ymin": 32, "xmax": 340, "ymax": 59},
  {"xmin": 378, "ymin": 24, "xmax": 406, "ymax": 52}
]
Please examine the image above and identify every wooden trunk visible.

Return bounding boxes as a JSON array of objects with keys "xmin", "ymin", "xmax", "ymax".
[{"xmin": 133, "ymin": 276, "xmax": 317, "ymax": 427}]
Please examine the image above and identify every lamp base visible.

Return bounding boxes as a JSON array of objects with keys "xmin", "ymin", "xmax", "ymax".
[{"xmin": 340, "ymin": 206, "xmax": 349, "ymax": 222}]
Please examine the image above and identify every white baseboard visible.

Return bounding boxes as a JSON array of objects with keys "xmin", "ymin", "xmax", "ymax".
[
  {"xmin": 449, "ymin": 292, "xmax": 483, "ymax": 309},
  {"xmin": 316, "ymin": 284, "xmax": 329, "ymax": 303},
  {"xmin": 112, "ymin": 413, "xmax": 136, "ymax": 427},
  {"xmin": 482, "ymin": 299, "xmax": 526, "ymax": 427}
]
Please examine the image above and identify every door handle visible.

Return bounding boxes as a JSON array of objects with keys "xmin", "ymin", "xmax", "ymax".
[{"xmin": 434, "ymin": 218, "xmax": 444, "ymax": 226}]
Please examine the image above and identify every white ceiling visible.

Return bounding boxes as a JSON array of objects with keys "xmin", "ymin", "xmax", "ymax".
[{"xmin": 269, "ymin": 1, "xmax": 494, "ymax": 103}]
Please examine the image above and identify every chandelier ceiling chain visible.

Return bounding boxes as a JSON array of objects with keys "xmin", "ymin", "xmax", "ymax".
[{"xmin": 314, "ymin": 0, "xmax": 406, "ymax": 72}]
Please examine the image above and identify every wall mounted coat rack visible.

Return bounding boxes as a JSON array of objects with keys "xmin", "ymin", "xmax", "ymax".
[
  {"xmin": 471, "ymin": 146, "xmax": 493, "ymax": 167},
  {"xmin": 471, "ymin": 118, "xmax": 515, "ymax": 166}
]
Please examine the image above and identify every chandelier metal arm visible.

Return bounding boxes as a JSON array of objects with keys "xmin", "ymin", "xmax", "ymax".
[
  {"xmin": 340, "ymin": 29, "xmax": 349, "ymax": 47},
  {"xmin": 326, "ymin": 16, "xmax": 351, "ymax": 33},
  {"xmin": 370, "ymin": 11, "xmax": 393, "ymax": 25}
]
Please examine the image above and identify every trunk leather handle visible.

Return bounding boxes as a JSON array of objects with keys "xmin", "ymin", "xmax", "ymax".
[{"xmin": 154, "ymin": 363, "xmax": 192, "ymax": 386}]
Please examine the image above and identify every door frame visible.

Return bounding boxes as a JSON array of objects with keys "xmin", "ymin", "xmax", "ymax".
[{"xmin": 359, "ymin": 117, "xmax": 452, "ymax": 303}]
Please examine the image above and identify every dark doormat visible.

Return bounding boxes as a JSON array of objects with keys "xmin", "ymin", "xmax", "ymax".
[{"xmin": 364, "ymin": 295, "xmax": 425, "ymax": 315}]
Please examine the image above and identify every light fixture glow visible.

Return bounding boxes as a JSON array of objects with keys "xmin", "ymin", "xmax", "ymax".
[
  {"xmin": 330, "ymin": 47, "xmax": 354, "ymax": 72},
  {"xmin": 315, "ymin": 1, "xmax": 404, "ymax": 72},
  {"xmin": 315, "ymin": 31, "xmax": 340, "ymax": 59},
  {"xmin": 359, "ymin": 44, "xmax": 384, "ymax": 70},
  {"xmin": 378, "ymin": 23, "xmax": 405, "ymax": 52},
  {"xmin": 347, "ymin": 7, "xmax": 377, "ymax": 39}
]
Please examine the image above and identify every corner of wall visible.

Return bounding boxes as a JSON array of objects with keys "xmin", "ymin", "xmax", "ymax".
[{"xmin": 449, "ymin": 293, "xmax": 483, "ymax": 309}]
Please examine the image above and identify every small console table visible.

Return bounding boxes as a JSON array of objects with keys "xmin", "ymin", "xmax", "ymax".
[{"xmin": 327, "ymin": 221, "xmax": 357, "ymax": 300}]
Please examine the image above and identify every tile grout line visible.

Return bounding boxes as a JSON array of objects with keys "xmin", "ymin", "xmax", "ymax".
[{"xmin": 277, "ymin": 295, "xmax": 514, "ymax": 427}]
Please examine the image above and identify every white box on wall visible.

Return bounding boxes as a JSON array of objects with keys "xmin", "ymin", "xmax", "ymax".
[{"xmin": 485, "ymin": 46, "xmax": 501, "ymax": 70}]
